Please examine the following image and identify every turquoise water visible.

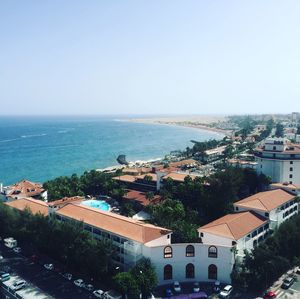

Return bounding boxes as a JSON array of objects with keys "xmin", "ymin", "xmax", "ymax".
[
  {"xmin": 81, "ymin": 200, "xmax": 111, "ymax": 211},
  {"xmin": 0, "ymin": 116, "xmax": 223, "ymax": 185}
]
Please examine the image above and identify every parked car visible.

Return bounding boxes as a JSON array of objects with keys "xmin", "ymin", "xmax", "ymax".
[
  {"xmin": 103, "ymin": 289, "xmax": 122, "ymax": 299},
  {"xmin": 296, "ymin": 267, "xmax": 300, "ymax": 275},
  {"xmin": 263, "ymin": 291, "xmax": 277, "ymax": 299},
  {"xmin": 213, "ymin": 280, "xmax": 221, "ymax": 293},
  {"xmin": 74, "ymin": 278, "xmax": 85, "ymax": 287},
  {"xmin": 13, "ymin": 247, "xmax": 21, "ymax": 253},
  {"xmin": 62, "ymin": 273, "xmax": 72, "ymax": 280},
  {"xmin": 173, "ymin": 281, "xmax": 181, "ymax": 293},
  {"xmin": 281, "ymin": 276, "xmax": 294, "ymax": 289},
  {"xmin": 165, "ymin": 288, "xmax": 173, "ymax": 297},
  {"xmin": 84, "ymin": 283, "xmax": 94, "ymax": 291},
  {"xmin": 11, "ymin": 280, "xmax": 27, "ymax": 291},
  {"xmin": 44, "ymin": 263, "xmax": 54, "ymax": 270},
  {"xmin": 93, "ymin": 289, "xmax": 104, "ymax": 298},
  {"xmin": 0, "ymin": 255, "xmax": 3, "ymax": 260},
  {"xmin": 0, "ymin": 271, "xmax": 10, "ymax": 282},
  {"xmin": 193, "ymin": 282, "xmax": 200, "ymax": 292},
  {"xmin": 219, "ymin": 285, "xmax": 233, "ymax": 298}
]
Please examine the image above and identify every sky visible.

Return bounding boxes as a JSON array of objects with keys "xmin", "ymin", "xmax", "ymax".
[{"xmin": 0, "ymin": 0, "xmax": 300, "ymax": 115}]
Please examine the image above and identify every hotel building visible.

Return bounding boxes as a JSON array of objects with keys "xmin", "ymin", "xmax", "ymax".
[{"xmin": 255, "ymin": 138, "xmax": 300, "ymax": 185}]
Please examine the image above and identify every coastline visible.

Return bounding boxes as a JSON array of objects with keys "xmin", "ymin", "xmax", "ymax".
[{"xmin": 125, "ymin": 116, "xmax": 230, "ymax": 137}]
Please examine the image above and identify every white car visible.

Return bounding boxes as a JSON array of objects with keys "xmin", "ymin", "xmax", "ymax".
[
  {"xmin": 13, "ymin": 247, "xmax": 21, "ymax": 253},
  {"xmin": 11, "ymin": 280, "xmax": 27, "ymax": 291},
  {"xmin": 74, "ymin": 278, "xmax": 85, "ymax": 287},
  {"xmin": 93, "ymin": 289, "xmax": 104, "ymax": 298},
  {"xmin": 193, "ymin": 282, "xmax": 200, "ymax": 292},
  {"xmin": 44, "ymin": 263, "xmax": 54, "ymax": 270},
  {"xmin": 173, "ymin": 281, "xmax": 181, "ymax": 293},
  {"xmin": 0, "ymin": 255, "xmax": 3, "ymax": 260},
  {"xmin": 219, "ymin": 285, "xmax": 233, "ymax": 298}
]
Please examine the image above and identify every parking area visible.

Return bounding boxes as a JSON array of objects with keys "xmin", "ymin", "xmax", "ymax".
[
  {"xmin": 0, "ymin": 242, "xmax": 103, "ymax": 299},
  {"xmin": 274, "ymin": 275, "xmax": 300, "ymax": 298}
]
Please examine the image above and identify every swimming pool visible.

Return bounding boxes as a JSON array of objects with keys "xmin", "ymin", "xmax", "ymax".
[{"xmin": 82, "ymin": 200, "xmax": 111, "ymax": 212}]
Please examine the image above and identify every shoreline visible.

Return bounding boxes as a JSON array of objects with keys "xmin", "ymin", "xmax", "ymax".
[{"xmin": 125, "ymin": 117, "xmax": 230, "ymax": 137}]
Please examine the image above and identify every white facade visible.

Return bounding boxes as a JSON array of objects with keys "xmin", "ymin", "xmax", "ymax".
[
  {"xmin": 143, "ymin": 243, "xmax": 234, "ymax": 285},
  {"xmin": 234, "ymin": 199, "xmax": 298, "ymax": 230},
  {"xmin": 255, "ymin": 138, "xmax": 300, "ymax": 184}
]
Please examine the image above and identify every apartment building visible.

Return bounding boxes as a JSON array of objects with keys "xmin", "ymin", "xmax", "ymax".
[{"xmin": 255, "ymin": 138, "xmax": 300, "ymax": 185}]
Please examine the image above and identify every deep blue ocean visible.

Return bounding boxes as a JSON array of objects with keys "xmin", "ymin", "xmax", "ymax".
[{"xmin": 0, "ymin": 116, "xmax": 223, "ymax": 185}]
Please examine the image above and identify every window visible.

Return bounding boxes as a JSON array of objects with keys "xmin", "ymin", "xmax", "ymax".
[
  {"xmin": 265, "ymin": 212, "xmax": 269, "ymax": 217},
  {"xmin": 290, "ymin": 161, "xmax": 293, "ymax": 165},
  {"xmin": 186, "ymin": 263, "xmax": 195, "ymax": 278},
  {"xmin": 186, "ymin": 245, "xmax": 195, "ymax": 257},
  {"xmin": 164, "ymin": 265, "xmax": 172, "ymax": 280},
  {"xmin": 290, "ymin": 167, "xmax": 293, "ymax": 171},
  {"xmin": 208, "ymin": 246, "xmax": 217, "ymax": 258},
  {"xmin": 164, "ymin": 246, "xmax": 172, "ymax": 258},
  {"xmin": 273, "ymin": 146, "xmax": 276, "ymax": 150},
  {"xmin": 273, "ymin": 154, "xmax": 276, "ymax": 158},
  {"xmin": 252, "ymin": 230, "xmax": 257, "ymax": 238},
  {"xmin": 208, "ymin": 264, "xmax": 217, "ymax": 280},
  {"xmin": 200, "ymin": 232, "xmax": 204, "ymax": 237},
  {"xmin": 232, "ymin": 241, "xmax": 237, "ymax": 246},
  {"xmin": 289, "ymin": 174, "xmax": 293, "ymax": 179},
  {"xmin": 235, "ymin": 207, "xmax": 239, "ymax": 211},
  {"xmin": 290, "ymin": 181, "xmax": 293, "ymax": 184}
]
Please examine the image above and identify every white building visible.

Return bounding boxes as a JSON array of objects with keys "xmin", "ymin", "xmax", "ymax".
[
  {"xmin": 233, "ymin": 189, "xmax": 298, "ymax": 230},
  {"xmin": 255, "ymin": 138, "xmax": 300, "ymax": 185},
  {"xmin": 198, "ymin": 211, "xmax": 269, "ymax": 269}
]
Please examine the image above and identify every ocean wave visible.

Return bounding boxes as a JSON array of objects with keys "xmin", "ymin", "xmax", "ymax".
[
  {"xmin": 21, "ymin": 134, "xmax": 47, "ymax": 138},
  {"xmin": 0, "ymin": 138, "xmax": 21, "ymax": 143}
]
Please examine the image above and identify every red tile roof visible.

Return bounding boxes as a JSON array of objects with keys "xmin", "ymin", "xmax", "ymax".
[
  {"xmin": 5, "ymin": 197, "xmax": 49, "ymax": 216},
  {"xmin": 6, "ymin": 180, "xmax": 44, "ymax": 197},
  {"xmin": 234, "ymin": 189, "xmax": 295, "ymax": 212},
  {"xmin": 123, "ymin": 190, "xmax": 162, "ymax": 206},
  {"xmin": 56, "ymin": 203, "xmax": 171, "ymax": 244},
  {"xmin": 198, "ymin": 211, "xmax": 267, "ymax": 240}
]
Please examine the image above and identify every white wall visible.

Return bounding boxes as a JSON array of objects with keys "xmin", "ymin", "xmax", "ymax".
[{"xmin": 143, "ymin": 243, "xmax": 234, "ymax": 285}]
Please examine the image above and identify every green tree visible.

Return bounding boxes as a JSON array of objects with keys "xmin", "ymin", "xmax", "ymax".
[{"xmin": 114, "ymin": 272, "xmax": 140, "ymax": 299}]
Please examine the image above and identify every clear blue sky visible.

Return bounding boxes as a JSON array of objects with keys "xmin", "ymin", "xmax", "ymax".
[{"xmin": 1, "ymin": 1, "xmax": 299, "ymax": 115}]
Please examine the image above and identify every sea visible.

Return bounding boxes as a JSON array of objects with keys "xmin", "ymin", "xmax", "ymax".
[{"xmin": 0, "ymin": 116, "xmax": 224, "ymax": 185}]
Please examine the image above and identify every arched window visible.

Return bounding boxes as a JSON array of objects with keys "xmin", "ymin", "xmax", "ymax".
[
  {"xmin": 186, "ymin": 263, "xmax": 195, "ymax": 278},
  {"xmin": 164, "ymin": 264, "xmax": 172, "ymax": 280},
  {"xmin": 164, "ymin": 246, "xmax": 172, "ymax": 258},
  {"xmin": 186, "ymin": 245, "xmax": 195, "ymax": 257},
  {"xmin": 208, "ymin": 264, "xmax": 217, "ymax": 280},
  {"xmin": 208, "ymin": 246, "xmax": 217, "ymax": 258}
]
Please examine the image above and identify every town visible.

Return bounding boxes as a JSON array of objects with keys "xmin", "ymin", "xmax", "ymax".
[{"xmin": 1, "ymin": 113, "xmax": 300, "ymax": 299}]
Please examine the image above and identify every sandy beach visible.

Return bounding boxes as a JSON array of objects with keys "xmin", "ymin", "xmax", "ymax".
[{"xmin": 128, "ymin": 115, "xmax": 231, "ymax": 136}]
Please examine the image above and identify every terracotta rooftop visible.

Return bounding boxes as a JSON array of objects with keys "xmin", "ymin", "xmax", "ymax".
[
  {"xmin": 6, "ymin": 180, "xmax": 44, "ymax": 197},
  {"xmin": 198, "ymin": 211, "xmax": 267, "ymax": 240},
  {"xmin": 5, "ymin": 197, "xmax": 49, "ymax": 216},
  {"xmin": 270, "ymin": 183, "xmax": 300, "ymax": 190},
  {"xmin": 162, "ymin": 172, "xmax": 198, "ymax": 182},
  {"xmin": 112, "ymin": 175, "xmax": 136, "ymax": 183},
  {"xmin": 234, "ymin": 189, "xmax": 295, "ymax": 212},
  {"xmin": 136, "ymin": 173, "xmax": 158, "ymax": 182},
  {"xmin": 169, "ymin": 159, "xmax": 198, "ymax": 168},
  {"xmin": 48, "ymin": 196, "xmax": 85, "ymax": 207},
  {"xmin": 123, "ymin": 190, "xmax": 162, "ymax": 206},
  {"xmin": 56, "ymin": 203, "xmax": 171, "ymax": 244}
]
